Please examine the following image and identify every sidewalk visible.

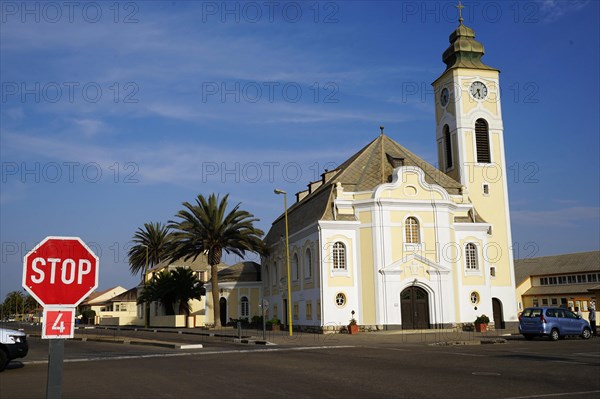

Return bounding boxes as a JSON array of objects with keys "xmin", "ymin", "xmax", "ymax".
[{"xmin": 70, "ymin": 325, "xmax": 516, "ymax": 348}]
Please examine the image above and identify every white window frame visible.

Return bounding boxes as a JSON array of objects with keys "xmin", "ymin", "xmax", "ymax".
[
  {"xmin": 465, "ymin": 243, "xmax": 480, "ymax": 273},
  {"xmin": 331, "ymin": 241, "xmax": 347, "ymax": 274},
  {"xmin": 240, "ymin": 296, "xmax": 249, "ymax": 318}
]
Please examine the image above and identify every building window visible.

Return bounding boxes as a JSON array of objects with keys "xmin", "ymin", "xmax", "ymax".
[
  {"xmin": 292, "ymin": 253, "xmax": 300, "ymax": 281},
  {"xmin": 293, "ymin": 303, "xmax": 299, "ymax": 320},
  {"xmin": 305, "ymin": 248, "xmax": 312, "ymax": 279},
  {"xmin": 483, "ymin": 184, "xmax": 489, "ymax": 195},
  {"xmin": 335, "ymin": 293, "xmax": 346, "ymax": 307},
  {"xmin": 405, "ymin": 217, "xmax": 420, "ymax": 244},
  {"xmin": 316, "ymin": 300, "xmax": 321, "ymax": 320},
  {"xmin": 465, "ymin": 243, "xmax": 479, "ymax": 270},
  {"xmin": 306, "ymin": 302, "xmax": 313, "ymax": 320},
  {"xmin": 332, "ymin": 242, "xmax": 347, "ymax": 270},
  {"xmin": 551, "ymin": 298, "xmax": 558, "ymax": 305},
  {"xmin": 470, "ymin": 292, "xmax": 479, "ymax": 304},
  {"xmin": 240, "ymin": 297, "xmax": 249, "ymax": 317},
  {"xmin": 272, "ymin": 263, "xmax": 278, "ymax": 287},
  {"xmin": 444, "ymin": 125, "xmax": 453, "ymax": 169},
  {"xmin": 490, "ymin": 266, "xmax": 496, "ymax": 277},
  {"xmin": 475, "ymin": 118, "xmax": 491, "ymax": 163}
]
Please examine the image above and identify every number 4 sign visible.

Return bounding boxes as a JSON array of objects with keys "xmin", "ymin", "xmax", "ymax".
[{"xmin": 43, "ymin": 307, "xmax": 75, "ymax": 339}]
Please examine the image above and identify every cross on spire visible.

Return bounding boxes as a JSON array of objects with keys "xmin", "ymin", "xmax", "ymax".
[
  {"xmin": 456, "ymin": 0, "xmax": 464, "ymax": 25},
  {"xmin": 380, "ymin": 125, "xmax": 385, "ymax": 135}
]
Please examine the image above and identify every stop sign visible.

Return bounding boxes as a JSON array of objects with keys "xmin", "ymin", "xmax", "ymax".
[{"xmin": 22, "ymin": 236, "xmax": 99, "ymax": 306}]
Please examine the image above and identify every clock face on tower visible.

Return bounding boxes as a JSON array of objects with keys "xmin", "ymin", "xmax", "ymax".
[
  {"xmin": 440, "ymin": 87, "xmax": 449, "ymax": 107},
  {"xmin": 470, "ymin": 81, "xmax": 488, "ymax": 100}
]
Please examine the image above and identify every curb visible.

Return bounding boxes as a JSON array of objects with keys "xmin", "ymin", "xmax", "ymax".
[
  {"xmin": 429, "ymin": 338, "xmax": 507, "ymax": 346},
  {"xmin": 27, "ymin": 333, "xmax": 203, "ymax": 349}
]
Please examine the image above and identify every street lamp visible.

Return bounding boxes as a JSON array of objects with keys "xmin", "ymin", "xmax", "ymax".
[
  {"xmin": 274, "ymin": 188, "xmax": 293, "ymax": 336},
  {"xmin": 142, "ymin": 244, "xmax": 150, "ymax": 328}
]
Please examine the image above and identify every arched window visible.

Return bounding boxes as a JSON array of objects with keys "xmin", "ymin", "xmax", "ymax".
[
  {"xmin": 405, "ymin": 217, "xmax": 420, "ymax": 244},
  {"xmin": 475, "ymin": 118, "xmax": 491, "ymax": 163},
  {"xmin": 293, "ymin": 253, "xmax": 300, "ymax": 281},
  {"xmin": 240, "ymin": 296, "xmax": 249, "ymax": 317},
  {"xmin": 332, "ymin": 242, "xmax": 346, "ymax": 270},
  {"xmin": 305, "ymin": 248, "xmax": 312, "ymax": 278},
  {"xmin": 444, "ymin": 125, "xmax": 453, "ymax": 169},
  {"xmin": 465, "ymin": 243, "xmax": 479, "ymax": 270}
]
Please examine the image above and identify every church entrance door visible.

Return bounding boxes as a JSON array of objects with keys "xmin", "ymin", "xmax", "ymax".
[{"xmin": 400, "ymin": 286, "xmax": 430, "ymax": 329}]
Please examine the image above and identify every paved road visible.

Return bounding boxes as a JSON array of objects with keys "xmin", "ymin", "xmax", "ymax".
[{"xmin": 1, "ymin": 329, "xmax": 599, "ymax": 398}]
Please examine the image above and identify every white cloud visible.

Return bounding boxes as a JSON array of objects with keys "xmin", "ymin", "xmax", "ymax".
[
  {"xmin": 72, "ymin": 119, "xmax": 109, "ymax": 138},
  {"xmin": 537, "ymin": 0, "xmax": 590, "ymax": 23}
]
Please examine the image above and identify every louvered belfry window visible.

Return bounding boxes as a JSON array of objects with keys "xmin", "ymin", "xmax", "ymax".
[
  {"xmin": 444, "ymin": 125, "xmax": 452, "ymax": 169},
  {"xmin": 475, "ymin": 118, "xmax": 491, "ymax": 163}
]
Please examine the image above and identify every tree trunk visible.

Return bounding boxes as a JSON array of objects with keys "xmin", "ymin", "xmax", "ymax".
[{"xmin": 211, "ymin": 263, "xmax": 220, "ymax": 327}]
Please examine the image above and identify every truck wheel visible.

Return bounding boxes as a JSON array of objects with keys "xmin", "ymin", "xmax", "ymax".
[{"xmin": 550, "ymin": 329, "xmax": 560, "ymax": 341}]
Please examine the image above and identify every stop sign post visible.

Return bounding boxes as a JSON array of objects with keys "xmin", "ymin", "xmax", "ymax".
[{"xmin": 22, "ymin": 236, "xmax": 99, "ymax": 399}]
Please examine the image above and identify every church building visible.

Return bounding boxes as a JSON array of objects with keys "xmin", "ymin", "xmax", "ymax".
[{"xmin": 262, "ymin": 17, "xmax": 518, "ymax": 331}]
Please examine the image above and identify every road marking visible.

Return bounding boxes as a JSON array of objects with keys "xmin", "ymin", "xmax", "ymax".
[
  {"xmin": 472, "ymin": 371, "xmax": 501, "ymax": 376},
  {"xmin": 438, "ymin": 351, "xmax": 485, "ymax": 357},
  {"xmin": 21, "ymin": 345, "xmax": 356, "ymax": 365},
  {"xmin": 362, "ymin": 346, "xmax": 410, "ymax": 351},
  {"xmin": 503, "ymin": 390, "xmax": 600, "ymax": 399}
]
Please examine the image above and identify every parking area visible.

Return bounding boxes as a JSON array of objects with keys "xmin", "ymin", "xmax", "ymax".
[{"xmin": 1, "ymin": 325, "xmax": 598, "ymax": 398}]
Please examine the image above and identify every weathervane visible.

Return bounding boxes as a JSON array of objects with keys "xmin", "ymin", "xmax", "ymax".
[{"xmin": 456, "ymin": 0, "xmax": 464, "ymax": 25}]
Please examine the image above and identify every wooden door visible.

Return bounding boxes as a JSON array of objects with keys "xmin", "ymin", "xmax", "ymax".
[{"xmin": 401, "ymin": 287, "xmax": 430, "ymax": 329}]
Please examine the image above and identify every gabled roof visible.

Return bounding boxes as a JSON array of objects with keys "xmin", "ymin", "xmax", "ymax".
[
  {"xmin": 514, "ymin": 251, "xmax": 600, "ymax": 285},
  {"xmin": 218, "ymin": 261, "xmax": 261, "ymax": 283},
  {"xmin": 149, "ymin": 254, "xmax": 228, "ymax": 273},
  {"xmin": 265, "ymin": 134, "xmax": 463, "ymax": 245},
  {"xmin": 109, "ymin": 287, "xmax": 137, "ymax": 303},
  {"xmin": 81, "ymin": 286, "xmax": 127, "ymax": 305}
]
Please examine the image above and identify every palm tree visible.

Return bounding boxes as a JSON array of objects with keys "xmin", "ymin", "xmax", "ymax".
[
  {"xmin": 137, "ymin": 268, "xmax": 205, "ymax": 318},
  {"xmin": 128, "ymin": 222, "xmax": 173, "ymax": 277},
  {"xmin": 169, "ymin": 193, "xmax": 266, "ymax": 327},
  {"xmin": 128, "ymin": 222, "xmax": 173, "ymax": 328}
]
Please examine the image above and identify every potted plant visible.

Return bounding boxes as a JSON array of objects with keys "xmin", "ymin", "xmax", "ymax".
[
  {"xmin": 348, "ymin": 311, "xmax": 360, "ymax": 334},
  {"xmin": 474, "ymin": 314, "xmax": 490, "ymax": 332},
  {"xmin": 266, "ymin": 317, "xmax": 281, "ymax": 331},
  {"xmin": 347, "ymin": 318, "xmax": 359, "ymax": 334}
]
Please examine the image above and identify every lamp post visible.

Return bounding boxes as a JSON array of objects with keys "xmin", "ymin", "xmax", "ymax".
[
  {"xmin": 274, "ymin": 188, "xmax": 293, "ymax": 336},
  {"xmin": 142, "ymin": 244, "xmax": 149, "ymax": 328}
]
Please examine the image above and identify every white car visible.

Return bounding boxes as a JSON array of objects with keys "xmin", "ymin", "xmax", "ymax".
[{"xmin": 0, "ymin": 328, "xmax": 29, "ymax": 371}]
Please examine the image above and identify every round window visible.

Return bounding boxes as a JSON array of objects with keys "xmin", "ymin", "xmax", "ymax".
[
  {"xmin": 470, "ymin": 292, "xmax": 480, "ymax": 305},
  {"xmin": 335, "ymin": 293, "xmax": 346, "ymax": 307}
]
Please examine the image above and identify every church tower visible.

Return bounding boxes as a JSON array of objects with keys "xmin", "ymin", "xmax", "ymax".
[{"xmin": 432, "ymin": 5, "xmax": 517, "ymax": 319}]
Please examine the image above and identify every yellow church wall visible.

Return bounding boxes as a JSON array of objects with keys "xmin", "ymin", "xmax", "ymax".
[
  {"xmin": 359, "ymin": 227, "xmax": 376, "ymax": 325},
  {"xmin": 384, "ymin": 171, "xmax": 445, "ymax": 201},
  {"xmin": 358, "ymin": 211, "xmax": 371, "ymax": 224},
  {"xmin": 355, "ymin": 192, "xmax": 371, "ymax": 201}
]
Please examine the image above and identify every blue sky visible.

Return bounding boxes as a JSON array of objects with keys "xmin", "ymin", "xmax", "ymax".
[{"xmin": 1, "ymin": 1, "xmax": 599, "ymax": 299}]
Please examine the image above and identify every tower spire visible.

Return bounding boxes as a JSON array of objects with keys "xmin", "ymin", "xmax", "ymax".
[{"xmin": 456, "ymin": 1, "xmax": 464, "ymax": 25}]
